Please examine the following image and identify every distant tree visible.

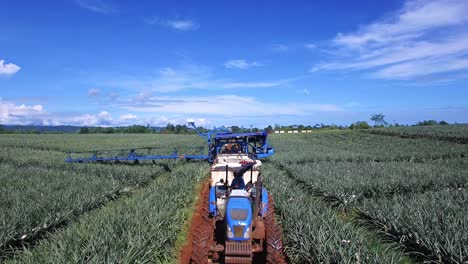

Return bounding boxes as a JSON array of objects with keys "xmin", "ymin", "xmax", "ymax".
[
  {"xmin": 79, "ymin": 127, "xmax": 90, "ymax": 134},
  {"xmin": 165, "ymin": 123, "xmax": 175, "ymax": 133},
  {"xmin": 230, "ymin": 126, "xmax": 242, "ymax": 133},
  {"xmin": 439, "ymin": 121, "xmax": 449, "ymax": 125},
  {"xmin": 370, "ymin": 113, "xmax": 388, "ymax": 127},
  {"xmin": 125, "ymin": 125, "xmax": 150, "ymax": 133},
  {"xmin": 350, "ymin": 121, "xmax": 371, "ymax": 129},
  {"xmin": 264, "ymin": 125, "xmax": 273, "ymax": 133},
  {"xmin": 102, "ymin": 127, "xmax": 114, "ymax": 133},
  {"xmin": 417, "ymin": 120, "xmax": 438, "ymax": 126}
]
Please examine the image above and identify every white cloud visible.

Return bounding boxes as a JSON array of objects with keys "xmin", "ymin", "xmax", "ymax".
[
  {"xmin": 102, "ymin": 64, "xmax": 290, "ymax": 92},
  {"xmin": 186, "ymin": 118, "xmax": 209, "ymax": 126},
  {"xmin": 224, "ymin": 59, "xmax": 262, "ymax": 70},
  {"xmin": 0, "ymin": 99, "xmax": 56, "ymax": 125},
  {"xmin": 118, "ymin": 94, "xmax": 341, "ymax": 117},
  {"xmin": 0, "ymin": 100, "xmax": 44, "ymax": 124},
  {"xmin": 167, "ymin": 19, "xmax": 199, "ymax": 30},
  {"xmin": 314, "ymin": 0, "xmax": 468, "ymax": 80},
  {"xmin": 146, "ymin": 18, "xmax": 199, "ymax": 31},
  {"xmin": 0, "ymin": 59, "xmax": 21, "ymax": 75},
  {"xmin": 334, "ymin": 0, "xmax": 468, "ymax": 48},
  {"xmin": 88, "ymin": 88, "xmax": 100, "ymax": 97},
  {"xmin": 305, "ymin": 44, "xmax": 316, "ymax": 49},
  {"xmin": 132, "ymin": 91, "xmax": 153, "ymax": 102},
  {"xmin": 120, "ymin": 114, "xmax": 137, "ymax": 120},
  {"xmin": 74, "ymin": 0, "xmax": 114, "ymax": 14},
  {"xmin": 69, "ymin": 111, "xmax": 113, "ymax": 126},
  {"xmin": 303, "ymin": 89, "xmax": 311, "ymax": 95},
  {"xmin": 345, "ymin": 101, "xmax": 360, "ymax": 108},
  {"xmin": 221, "ymin": 81, "xmax": 284, "ymax": 89},
  {"xmin": 0, "ymin": 99, "xmax": 117, "ymax": 126}
]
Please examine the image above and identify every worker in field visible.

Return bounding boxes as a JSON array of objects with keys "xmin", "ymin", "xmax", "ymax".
[
  {"xmin": 222, "ymin": 143, "xmax": 232, "ymax": 154},
  {"xmin": 231, "ymin": 144, "xmax": 240, "ymax": 153},
  {"xmin": 231, "ymin": 162, "xmax": 255, "ymax": 190}
]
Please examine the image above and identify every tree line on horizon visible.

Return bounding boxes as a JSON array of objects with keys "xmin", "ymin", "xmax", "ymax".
[{"xmin": 0, "ymin": 114, "xmax": 454, "ymax": 134}]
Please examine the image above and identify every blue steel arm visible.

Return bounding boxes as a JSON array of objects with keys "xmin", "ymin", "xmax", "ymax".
[{"xmin": 65, "ymin": 124, "xmax": 274, "ymax": 163}]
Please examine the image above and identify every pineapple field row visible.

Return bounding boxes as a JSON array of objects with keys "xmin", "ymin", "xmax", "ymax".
[
  {"xmin": 266, "ymin": 129, "xmax": 467, "ymax": 264},
  {"xmin": 1, "ymin": 126, "xmax": 467, "ymax": 263}
]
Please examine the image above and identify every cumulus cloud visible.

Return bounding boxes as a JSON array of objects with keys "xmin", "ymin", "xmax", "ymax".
[
  {"xmin": 0, "ymin": 99, "xmax": 213, "ymax": 127},
  {"xmin": 68, "ymin": 111, "xmax": 113, "ymax": 126},
  {"xmin": 224, "ymin": 59, "xmax": 262, "ymax": 70},
  {"xmin": 0, "ymin": 59, "xmax": 21, "ymax": 75},
  {"xmin": 0, "ymin": 99, "xmax": 118, "ymax": 126},
  {"xmin": 314, "ymin": 0, "xmax": 468, "ymax": 80},
  {"xmin": 0, "ymin": 100, "xmax": 44, "ymax": 124}
]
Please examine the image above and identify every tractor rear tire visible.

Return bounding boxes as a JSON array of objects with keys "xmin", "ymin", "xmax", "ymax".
[
  {"xmin": 190, "ymin": 182, "xmax": 214, "ymax": 264},
  {"xmin": 265, "ymin": 194, "xmax": 287, "ymax": 264},
  {"xmin": 191, "ymin": 225, "xmax": 212, "ymax": 264}
]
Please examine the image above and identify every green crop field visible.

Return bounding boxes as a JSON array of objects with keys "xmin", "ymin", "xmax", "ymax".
[
  {"xmin": 0, "ymin": 126, "xmax": 467, "ymax": 263},
  {"xmin": 367, "ymin": 124, "xmax": 468, "ymax": 143},
  {"xmin": 266, "ymin": 128, "xmax": 468, "ymax": 264}
]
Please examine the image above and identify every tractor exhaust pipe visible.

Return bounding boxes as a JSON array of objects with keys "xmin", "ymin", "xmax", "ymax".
[
  {"xmin": 254, "ymin": 172, "xmax": 262, "ymax": 218},
  {"xmin": 225, "ymin": 164, "xmax": 228, "ymax": 188}
]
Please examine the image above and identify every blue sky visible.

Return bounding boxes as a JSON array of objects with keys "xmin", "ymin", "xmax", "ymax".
[{"xmin": 1, "ymin": 0, "xmax": 467, "ymax": 127}]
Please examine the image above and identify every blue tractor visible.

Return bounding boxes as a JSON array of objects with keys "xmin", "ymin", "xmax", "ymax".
[
  {"xmin": 65, "ymin": 123, "xmax": 283, "ymax": 264},
  {"xmin": 207, "ymin": 158, "xmax": 269, "ymax": 263}
]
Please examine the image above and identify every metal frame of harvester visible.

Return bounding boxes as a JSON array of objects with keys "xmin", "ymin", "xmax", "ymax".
[
  {"xmin": 66, "ymin": 123, "xmax": 284, "ymax": 264},
  {"xmin": 65, "ymin": 122, "xmax": 274, "ymax": 163}
]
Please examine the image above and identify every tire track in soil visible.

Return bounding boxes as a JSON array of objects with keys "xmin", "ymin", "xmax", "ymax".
[
  {"xmin": 178, "ymin": 179, "xmax": 213, "ymax": 264},
  {"xmin": 0, "ymin": 164, "xmax": 173, "ymax": 261}
]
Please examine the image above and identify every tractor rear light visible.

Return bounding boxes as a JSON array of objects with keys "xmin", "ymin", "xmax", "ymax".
[
  {"xmin": 243, "ymin": 227, "xmax": 250, "ymax": 239},
  {"xmin": 227, "ymin": 225, "xmax": 233, "ymax": 238}
]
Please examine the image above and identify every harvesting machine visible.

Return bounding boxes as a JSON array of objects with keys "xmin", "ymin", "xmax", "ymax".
[
  {"xmin": 66, "ymin": 122, "xmax": 274, "ymax": 163},
  {"xmin": 66, "ymin": 123, "xmax": 285, "ymax": 264}
]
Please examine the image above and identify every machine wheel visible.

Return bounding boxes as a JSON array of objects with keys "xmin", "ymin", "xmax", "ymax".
[
  {"xmin": 265, "ymin": 194, "xmax": 287, "ymax": 264},
  {"xmin": 191, "ymin": 225, "xmax": 212, "ymax": 264},
  {"xmin": 190, "ymin": 182, "xmax": 214, "ymax": 264}
]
